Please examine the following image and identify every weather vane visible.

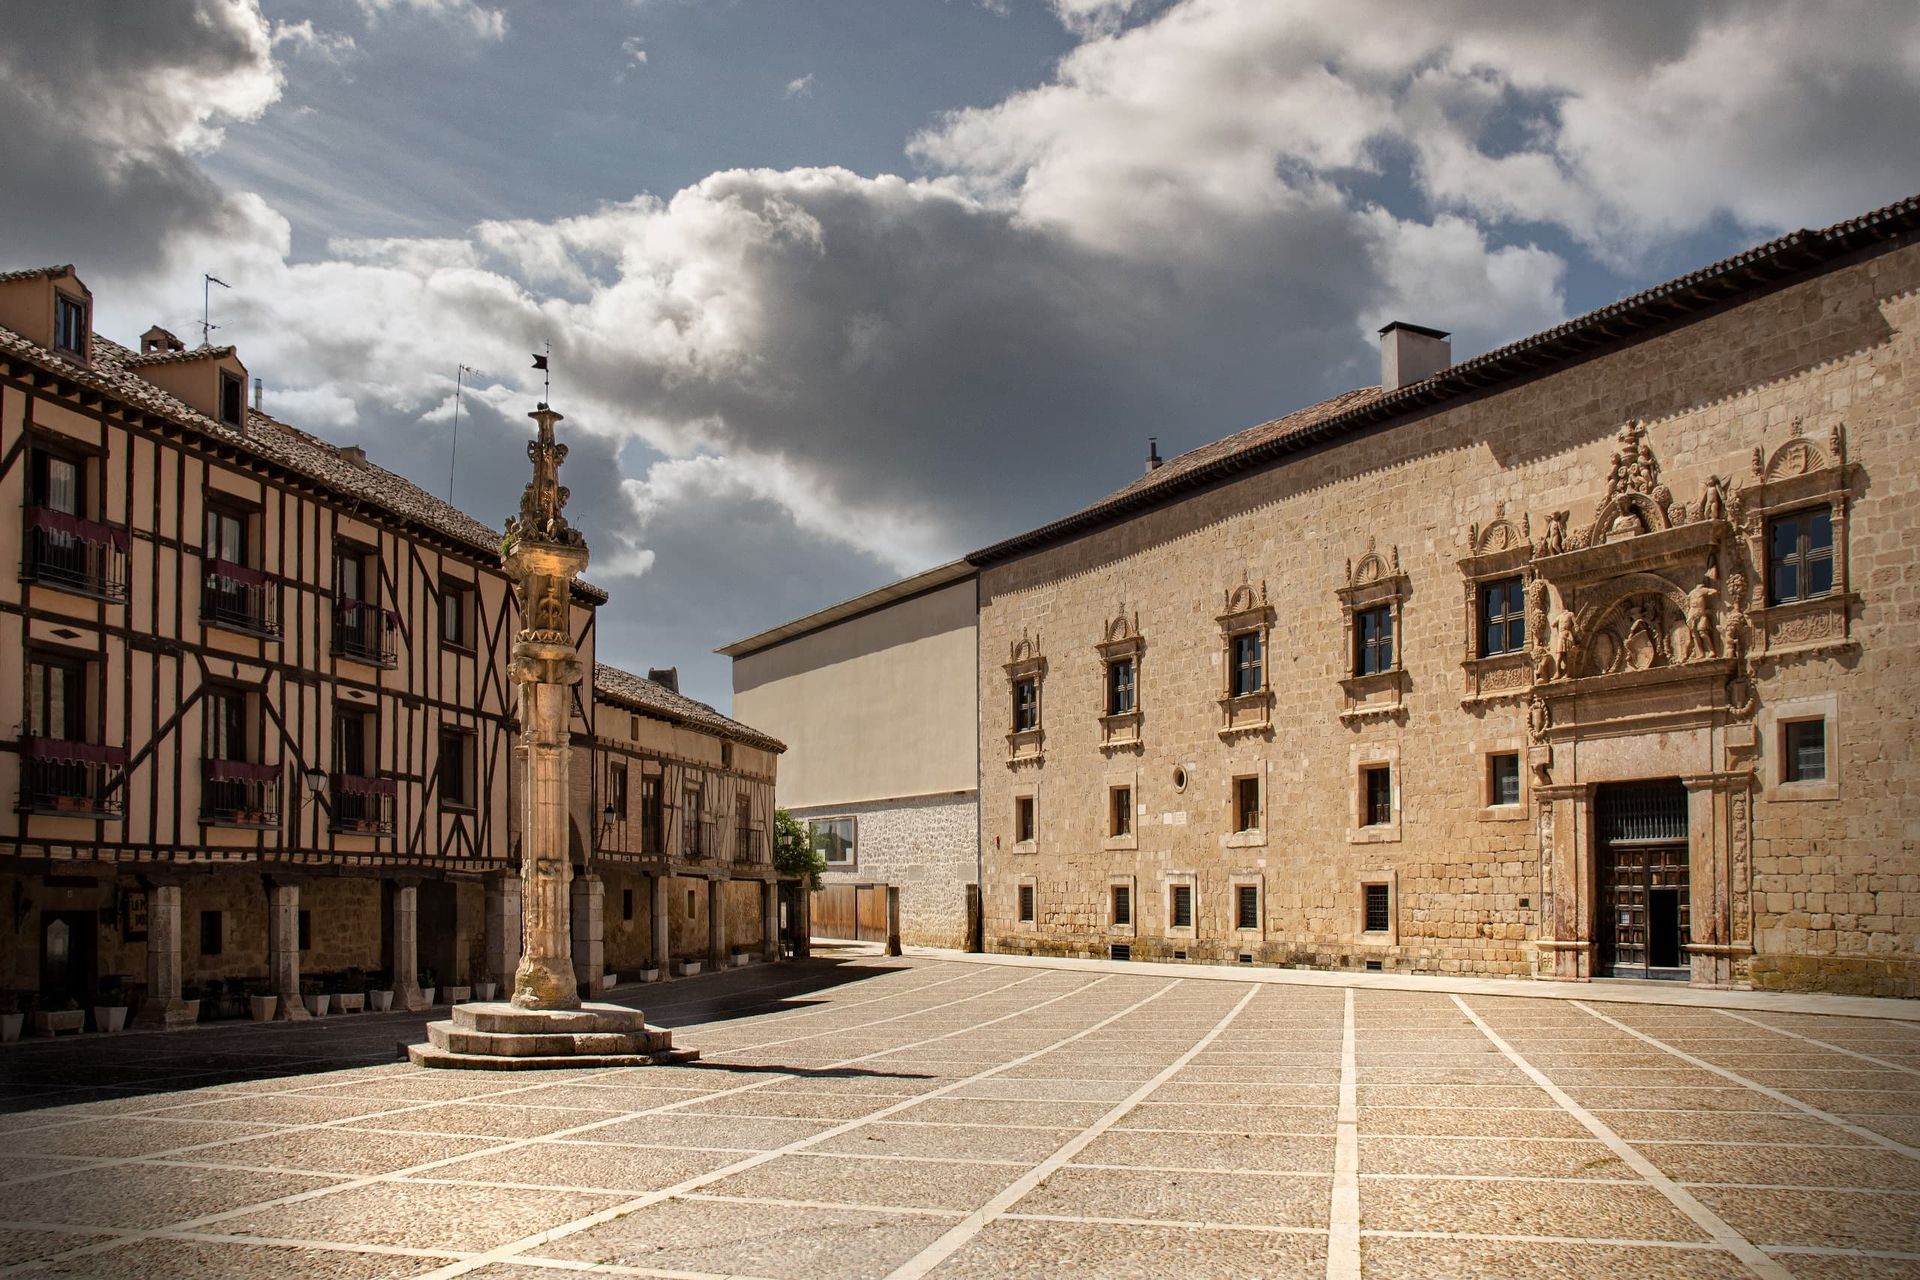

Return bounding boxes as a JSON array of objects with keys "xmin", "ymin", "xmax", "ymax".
[{"xmin": 531, "ymin": 341, "xmax": 551, "ymax": 405}]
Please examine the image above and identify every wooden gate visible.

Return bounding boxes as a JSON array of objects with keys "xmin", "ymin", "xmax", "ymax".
[
  {"xmin": 1596, "ymin": 780, "xmax": 1691, "ymax": 979},
  {"xmin": 812, "ymin": 883, "xmax": 892, "ymax": 942}
]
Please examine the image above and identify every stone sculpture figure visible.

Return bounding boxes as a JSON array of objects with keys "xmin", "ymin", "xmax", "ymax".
[
  {"xmin": 1540, "ymin": 606, "xmax": 1579, "ymax": 681},
  {"xmin": 1680, "ymin": 581, "xmax": 1720, "ymax": 661},
  {"xmin": 1698, "ymin": 474, "xmax": 1730, "ymax": 524},
  {"xmin": 1537, "ymin": 511, "xmax": 1568, "ymax": 557},
  {"xmin": 1723, "ymin": 571, "xmax": 1752, "ymax": 661}
]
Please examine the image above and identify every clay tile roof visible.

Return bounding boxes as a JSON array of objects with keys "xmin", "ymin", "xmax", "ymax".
[
  {"xmin": 594, "ymin": 662, "xmax": 786, "ymax": 753},
  {"xmin": 0, "ymin": 264, "xmax": 73, "ymax": 284},
  {"xmin": 0, "ymin": 322, "xmax": 608, "ymax": 602},
  {"xmin": 125, "ymin": 344, "xmax": 237, "ymax": 367}
]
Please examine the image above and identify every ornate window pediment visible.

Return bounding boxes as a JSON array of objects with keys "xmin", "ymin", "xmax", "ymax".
[
  {"xmin": 1458, "ymin": 502, "xmax": 1536, "ymax": 706},
  {"xmin": 1337, "ymin": 539, "xmax": 1409, "ymax": 723},
  {"xmin": 1004, "ymin": 631, "xmax": 1047, "ymax": 765},
  {"xmin": 1736, "ymin": 421, "xmax": 1857, "ymax": 660},
  {"xmin": 1216, "ymin": 580, "xmax": 1274, "ymax": 739},
  {"xmin": 1096, "ymin": 608, "xmax": 1144, "ymax": 751}
]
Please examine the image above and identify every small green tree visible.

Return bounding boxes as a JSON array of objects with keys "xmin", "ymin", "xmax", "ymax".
[{"xmin": 773, "ymin": 807, "xmax": 825, "ymax": 890}]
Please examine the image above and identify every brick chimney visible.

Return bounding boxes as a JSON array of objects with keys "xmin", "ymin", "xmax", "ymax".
[
  {"xmin": 141, "ymin": 325, "xmax": 185, "ymax": 354},
  {"xmin": 1378, "ymin": 322, "xmax": 1451, "ymax": 393},
  {"xmin": 647, "ymin": 667, "xmax": 679, "ymax": 693},
  {"xmin": 1145, "ymin": 437, "xmax": 1162, "ymax": 474}
]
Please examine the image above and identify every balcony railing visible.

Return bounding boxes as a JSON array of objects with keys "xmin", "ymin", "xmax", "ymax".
[
  {"xmin": 681, "ymin": 818, "xmax": 717, "ymax": 860},
  {"xmin": 202, "ymin": 559, "xmax": 281, "ymax": 637},
  {"xmin": 330, "ymin": 772, "xmax": 396, "ymax": 835},
  {"xmin": 16, "ymin": 738, "xmax": 126, "ymax": 818},
  {"xmin": 22, "ymin": 508, "xmax": 129, "ymax": 601},
  {"xmin": 332, "ymin": 600, "xmax": 399, "ymax": 668},
  {"xmin": 734, "ymin": 825, "xmax": 766, "ymax": 864},
  {"xmin": 202, "ymin": 758, "xmax": 281, "ymax": 828}
]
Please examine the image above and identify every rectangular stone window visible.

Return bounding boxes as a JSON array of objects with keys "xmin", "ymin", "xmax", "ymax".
[
  {"xmin": 810, "ymin": 815, "xmax": 856, "ymax": 866},
  {"xmin": 1111, "ymin": 884, "xmax": 1132, "ymax": 927},
  {"xmin": 1489, "ymin": 752, "xmax": 1521, "ymax": 807},
  {"xmin": 1782, "ymin": 718, "xmax": 1827, "ymax": 783},
  {"xmin": 1234, "ymin": 775, "xmax": 1260, "ymax": 833},
  {"xmin": 1106, "ymin": 657, "xmax": 1136, "ymax": 715},
  {"xmin": 1169, "ymin": 883, "xmax": 1193, "ymax": 929},
  {"xmin": 1013, "ymin": 677, "xmax": 1039, "ymax": 732},
  {"xmin": 1015, "ymin": 795, "xmax": 1035, "ymax": 844},
  {"xmin": 1231, "ymin": 631, "xmax": 1263, "ymax": 697},
  {"xmin": 1236, "ymin": 884, "xmax": 1259, "ymax": 930},
  {"xmin": 1354, "ymin": 605, "xmax": 1394, "ymax": 676},
  {"xmin": 1018, "ymin": 884, "xmax": 1035, "ymax": 923},
  {"xmin": 1363, "ymin": 765, "xmax": 1392, "ymax": 827},
  {"xmin": 1363, "ymin": 883, "xmax": 1391, "ymax": 933},
  {"xmin": 1767, "ymin": 507, "xmax": 1834, "ymax": 605},
  {"xmin": 1479, "ymin": 576, "xmax": 1526, "ymax": 656},
  {"xmin": 199, "ymin": 910, "xmax": 222, "ymax": 956},
  {"xmin": 1109, "ymin": 785, "xmax": 1132, "ymax": 837}
]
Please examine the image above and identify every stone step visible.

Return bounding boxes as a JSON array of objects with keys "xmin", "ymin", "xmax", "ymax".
[
  {"xmin": 408, "ymin": 1043, "xmax": 700, "ymax": 1071},
  {"xmin": 451, "ymin": 1001, "xmax": 651, "ymax": 1035},
  {"xmin": 425, "ymin": 1020, "xmax": 676, "ymax": 1057}
]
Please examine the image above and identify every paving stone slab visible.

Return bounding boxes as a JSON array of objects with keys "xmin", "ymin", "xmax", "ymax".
[
  {"xmin": 20, "ymin": 1237, "xmax": 451, "ymax": 1279},
  {"xmin": 1359, "ymin": 1177, "xmax": 1712, "ymax": 1241},
  {"xmin": 937, "ymin": 1218, "xmax": 1325, "ymax": 1279},
  {"xmin": 1015, "ymin": 1165, "xmax": 1329, "ymax": 1227},
  {"xmin": 0, "ymin": 1163, "xmax": 344, "ymax": 1229},
  {"xmin": 1358, "ymin": 1237, "xmax": 1748, "ymax": 1280},
  {"xmin": 217, "ymin": 1179, "xmax": 622, "ymax": 1251}
]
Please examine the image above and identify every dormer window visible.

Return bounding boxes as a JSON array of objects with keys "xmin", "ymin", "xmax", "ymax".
[
  {"xmin": 54, "ymin": 293, "xmax": 88, "ymax": 359},
  {"xmin": 220, "ymin": 371, "xmax": 245, "ymax": 427}
]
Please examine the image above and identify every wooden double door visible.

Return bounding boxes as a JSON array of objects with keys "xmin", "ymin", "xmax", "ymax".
[{"xmin": 1596, "ymin": 781, "xmax": 1691, "ymax": 980}]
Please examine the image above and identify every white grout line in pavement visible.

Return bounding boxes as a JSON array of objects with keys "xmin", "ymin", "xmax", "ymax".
[
  {"xmin": 1714, "ymin": 1009, "xmax": 1920, "ymax": 1077},
  {"xmin": 1451, "ymin": 995, "xmax": 1795, "ymax": 1280},
  {"xmin": 1326, "ymin": 987, "xmax": 1361, "ymax": 1280}
]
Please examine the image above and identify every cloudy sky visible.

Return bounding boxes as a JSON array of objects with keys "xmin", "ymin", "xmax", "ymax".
[{"xmin": 5, "ymin": 1, "xmax": 1916, "ymax": 708}]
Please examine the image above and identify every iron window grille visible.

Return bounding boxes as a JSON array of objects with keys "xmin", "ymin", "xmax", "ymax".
[
  {"xmin": 1236, "ymin": 884, "xmax": 1259, "ymax": 930},
  {"xmin": 1169, "ymin": 884, "xmax": 1194, "ymax": 929},
  {"xmin": 1111, "ymin": 885, "xmax": 1132, "ymax": 926},
  {"xmin": 1018, "ymin": 884, "xmax": 1035, "ymax": 922},
  {"xmin": 1363, "ymin": 884, "xmax": 1391, "ymax": 932}
]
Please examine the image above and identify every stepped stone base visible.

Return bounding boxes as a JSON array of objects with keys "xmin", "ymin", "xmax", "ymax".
[{"xmin": 406, "ymin": 1001, "xmax": 698, "ymax": 1071}]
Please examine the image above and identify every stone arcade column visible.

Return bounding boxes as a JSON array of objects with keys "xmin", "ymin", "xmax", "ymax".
[
  {"xmin": 138, "ymin": 878, "xmax": 195, "ymax": 1029},
  {"xmin": 409, "ymin": 404, "xmax": 693, "ymax": 1069},
  {"xmin": 650, "ymin": 873, "xmax": 671, "ymax": 975},
  {"xmin": 484, "ymin": 873, "xmax": 522, "ymax": 991},
  {"xmin": 393, "ymin": 878, "xmax": 428, "ymax": 1011},
  {"xmin": 572, "ymin": 872, "xmax": 607, "ymax": 996},
  {"xmin": 761, "ymin": 879, "xmax": 779, "ymax": 962},
  {"xmin": 708, "ymin": 877, "xmax": 728, "ymax": 971},
  {"xmin": 265, "ymin": 876, "xmax": 310, "ymax": 1020}
]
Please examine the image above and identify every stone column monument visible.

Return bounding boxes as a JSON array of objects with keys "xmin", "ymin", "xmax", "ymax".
[{"xmin": 410, "ymin": 404, "xmax": 694, "ymax": 1069}]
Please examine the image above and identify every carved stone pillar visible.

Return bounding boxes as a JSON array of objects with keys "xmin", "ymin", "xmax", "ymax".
[
  {"xmin": 138, "ymin": 878, "xmax": 195, "ymax": 1029},
  {"xmin": 484, "ymin": 872, "xmax": 522, "ymax": 990},
  {"xmin": 572, "ymin": 872, "xmax": 606, "ymax": 996},
  {"xmin": 1682, "ymin": 770, "xmax": 1756, "ymax": 988},
  {"xmin": 265, "ymin": 876, "xmax": 309, "ymax": 1020},
  {"xmin": 650, "ymin": 873, "xmax": 671, "ymax": 974},
  {"xmin": 1534, "ymin": 783, "xmax": 1595, "ymax": 981},
  {"xmin": 708, "ymin": 877, "xmax": 728, "ymax": 971},
  {"xmin": 393, "ymin": 878, "xmax": 427, "ymax": 1011},
  {"xmin": 761, "ymin": 878, "xmax": 779, "ymax": 962}
]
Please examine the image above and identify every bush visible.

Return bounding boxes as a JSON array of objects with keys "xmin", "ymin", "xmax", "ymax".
[{"xmin": 773, "ymin": 808, "xmax": 826, "ymax": 891}]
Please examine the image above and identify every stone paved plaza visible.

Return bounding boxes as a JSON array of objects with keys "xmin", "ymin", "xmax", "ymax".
[{"xmin": 1, "ymin": 954, "xmax": 1917, "ymax": 1279}]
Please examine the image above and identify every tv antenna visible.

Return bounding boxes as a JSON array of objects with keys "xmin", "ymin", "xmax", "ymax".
[
  {"xmin": 201, "ymin": 274, "xmax": 230, "ymax": 347},
  {"xmin": 448, "ymin": 363, "xmax": 477, "ymax": 504}
]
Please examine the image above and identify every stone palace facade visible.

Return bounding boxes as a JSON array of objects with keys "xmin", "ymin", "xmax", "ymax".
[{"xmin": 971, "ymin": 196, "xmax": 1920, "ymax": 996}]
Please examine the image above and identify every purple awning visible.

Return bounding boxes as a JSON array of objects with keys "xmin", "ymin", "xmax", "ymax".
[
  {"xmin": 26, "ymin": 506, "xmax": 129, "ymax": 551},
  {"xmin": 23, "ymin": 737, "xmax": 127, "ymax": 765}
]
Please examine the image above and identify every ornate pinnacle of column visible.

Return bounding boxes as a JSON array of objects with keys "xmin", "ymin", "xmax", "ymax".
[{"xmin": 505, "ymin": 405, "xmax": 587, "ymax": 555}]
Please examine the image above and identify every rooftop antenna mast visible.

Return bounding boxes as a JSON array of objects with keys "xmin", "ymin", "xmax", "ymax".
[
  {"xmin": 201, "ymin": 274, "xmax": 230, "ymax": 347},
  {"xmin": 448, "ymin": 363, "xmax": 477, "ymax": 504}
]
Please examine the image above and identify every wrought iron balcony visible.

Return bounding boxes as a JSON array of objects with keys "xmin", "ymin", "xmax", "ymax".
[
  {"xmin": 22, "ymin": 507, "xmax": 129, "ymax": 601},
  {"xmin": 332, "ymin": 599, "xmax": 400, "ymax": 667},
  {"xmin": 202, "ymin": 559, "xmax": 281, "ymax": 637},
  {"xmin": 329, "ymin": 772, "xmax": 396, "ymax": 835},
  {"xmin": 16, "ymin": 737, "xmax": 126, "ymax": 818},
  {"xmin": 201, "ymin": 758, "xmax": 281, "ymax": 828},
  {"xmin": 734, "ymin": 825, "xmax": 766, "ymax": 865}
]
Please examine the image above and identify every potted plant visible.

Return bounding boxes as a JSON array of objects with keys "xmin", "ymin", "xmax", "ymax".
[
  {"xmin": 0, "ymin": 991, "xmax": 26, "ymax": 1042},
  {"xmin": 637, "ymin": 966, "xmax": 661, "ymax": 984},
  {"xmin": 92, "ymin": 982, "xmax": 130, "ymax": 1033},
  {"xmin": 367, "ymin": 968, "xmax": 394, "ymax": 1012},
  {"xmin": 418, "ymin": 968, "xmax": 437, "ymax": 1006},
  {"xmin": 246, "ymin": 977, "xmax": 277, "ymax": 1022},
  {"xmin": 180, "ymin": 981, "xmax": 206, "ymax": 1024},
  {"xmin": 335, "ymin": 967, "xmax": 366, "ymax": 1013},
  {"xmin": 731, "ymin": 949, "xmax": 753, "ymax": 968},
  {"xmin": 301, "ymin": 977, "xmax": 330, "ymax": 1017},
  {"xmin": 34, "ymin": 998, "xmax": 86, "ymax": 1036},
  {"xmin": 672, "ymin": 958, "xmax": 702, "ymax": 978}
]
